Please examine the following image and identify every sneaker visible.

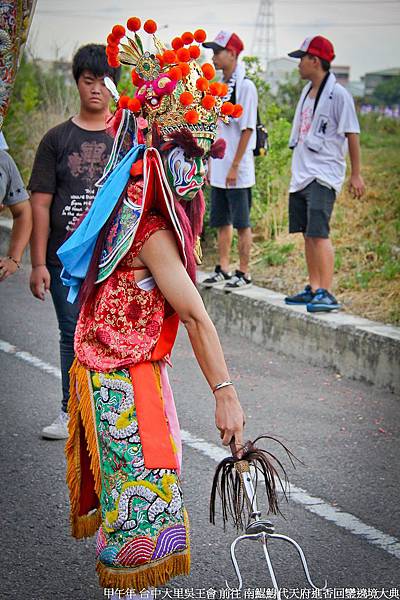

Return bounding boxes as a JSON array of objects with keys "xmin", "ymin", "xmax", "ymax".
[
  {"xmin": 202, "ymin": 264, "xmax": 232, "ymax": 287},
  {"xmin": 41, "ymin": 411, "xmax": 69, "ymax": 440},
  {"xmin": 224, "ymin": 270, "xmax": 252, "ymax": 292},
  {"xmin": 306, "ymin": 288, "xmax": 341, "ymax": 313},
  {"xmin": 285, "ymin": 284, "xmax": 314, "ymax": 305}
]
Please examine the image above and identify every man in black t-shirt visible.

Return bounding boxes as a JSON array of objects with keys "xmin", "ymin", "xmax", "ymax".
[{"xmin": 29, "ymin": 44, "xmax": 120, "ymax": 439}]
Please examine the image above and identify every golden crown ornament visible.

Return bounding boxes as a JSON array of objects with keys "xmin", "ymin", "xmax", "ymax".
[{"xmin": 106, "ymin": 18, "xmax": 244, "ymax": 150}]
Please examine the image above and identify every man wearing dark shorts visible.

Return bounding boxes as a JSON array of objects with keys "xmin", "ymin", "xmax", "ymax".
[
  {"xmin": 201, "ymin": 31, "xmax": 257, "ymax": 290},
  {"xmin": 285, "ymin": 36, "xmax": 365, "ymax": 312}
]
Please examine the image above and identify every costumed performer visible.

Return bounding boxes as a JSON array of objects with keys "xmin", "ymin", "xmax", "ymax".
[{"xmin": 57, "ymin": 16, "xmax": 246, "ymax": 597}]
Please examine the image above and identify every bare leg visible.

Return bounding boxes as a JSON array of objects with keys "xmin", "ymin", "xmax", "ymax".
[
  {"xmin": 304, "ymin": 236, "xmax": 335, "ymax": 292},
  {"xmin": 237, "ymin": 227, "xmax": 252, "ymax": 274},
  {"xmin": 218, "ymin": 225, "xmax": 233, "ymax": 272},
  {"xmin": 304, "ymin": 235, "xmax": 320, "ymax": 291}
]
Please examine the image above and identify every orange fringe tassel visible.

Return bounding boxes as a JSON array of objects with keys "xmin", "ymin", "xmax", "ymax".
[
  {"xmin": 65, "ymin": 359, "xmax": 102, "ymax": 539},
  {"xmin": 97, "ymin": 549, "xmax": 190, "ymax": 591}
]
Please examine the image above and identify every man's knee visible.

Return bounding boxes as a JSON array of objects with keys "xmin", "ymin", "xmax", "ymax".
[
  {"xmin": 237, "ymin": 226, "xmax": 252, "ymax": 236},
  {"xmin": 305, "ymin": 235, "xmax": 328, "ymax": 245}
]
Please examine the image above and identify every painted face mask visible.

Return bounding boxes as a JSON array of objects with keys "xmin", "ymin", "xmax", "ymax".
[{"xmin": 166, "ymin": 146, "xmax": 205, "ymax": 200}]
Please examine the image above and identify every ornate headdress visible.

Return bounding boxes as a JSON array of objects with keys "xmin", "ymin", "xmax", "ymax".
[{"xmin": 105, "ymin": 18, "xmax": 243, "ymax": 150}]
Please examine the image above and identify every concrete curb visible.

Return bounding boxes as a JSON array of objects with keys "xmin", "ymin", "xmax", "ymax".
[
  {"xmin": 1, "ymin": 218, "xmax": 398, "ymax": 394},
  {"xmin": 197, "ymin": 271, "xmax": 400, "ymax": 395}
]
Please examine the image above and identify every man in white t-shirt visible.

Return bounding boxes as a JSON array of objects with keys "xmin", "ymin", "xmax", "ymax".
[
  {"xmin": 201, "ymin": 31, "xmax": 258, "ymax": 290},
  {"xmin": 284, "ymin": 35, "xmax": 365, "ymax": 312}
]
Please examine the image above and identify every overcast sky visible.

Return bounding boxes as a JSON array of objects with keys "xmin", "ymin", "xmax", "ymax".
[{"xmin": 28, "ymin": 0, "xmax": 400, "ymax": 81}]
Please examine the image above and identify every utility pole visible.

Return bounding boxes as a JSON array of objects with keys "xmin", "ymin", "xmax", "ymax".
[{"xmin": 252, "ymin": 0, "xmax": 277, "ymax": 73}]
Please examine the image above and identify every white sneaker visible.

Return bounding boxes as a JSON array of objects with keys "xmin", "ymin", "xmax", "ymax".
[{"xmin": 41, "ymin": 411, "xmax": 69, "ymax": 440}]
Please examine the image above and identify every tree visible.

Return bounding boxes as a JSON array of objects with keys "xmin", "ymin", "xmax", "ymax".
[{"xmin": 373, "ymin": 76, "xmax": 400, "ymax": 105}]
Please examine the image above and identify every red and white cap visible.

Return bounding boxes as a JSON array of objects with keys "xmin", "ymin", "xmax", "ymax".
[
  {"xmin": 288, "ymin": 35, "xmax": 335, "ymax": 62},
  {"xmin": 203, "ymin": 30, "xmax": 244, "ymax": 55}
]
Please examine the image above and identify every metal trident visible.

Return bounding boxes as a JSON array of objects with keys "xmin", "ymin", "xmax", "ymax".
[{"xmin": 228, "ymin": 460, "xmax": 327, "ymax": 598}]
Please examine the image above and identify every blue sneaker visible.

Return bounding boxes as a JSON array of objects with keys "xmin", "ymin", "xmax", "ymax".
[
  {"xmin": 285, "ymin": 284, "xmax": 314, "ymax": 305},
  {"xmin": 306, "ymin": 288, "xmax": 341, "ymax": 312}
]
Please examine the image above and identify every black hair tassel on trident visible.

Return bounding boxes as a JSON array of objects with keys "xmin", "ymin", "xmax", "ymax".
[{"xmin": 209, "ymin": 435, "xmax": 301, "ymax": 531}]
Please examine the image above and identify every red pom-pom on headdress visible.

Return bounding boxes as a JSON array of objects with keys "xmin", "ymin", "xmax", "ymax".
[
  {"xmin": 194, "ymin": 29, "xmax": 207, "ymax": 43},
  {"xmin": 196, "ymin": 77, "xmax": 209, "ymax": 92},
  {"xmin": 106, "ymin": 46, "xmax": 119, "ymax": 58},
  {"xmin": 112, "ymin": 25, "xmax": 125, "ymax": 39},
  {"xmin": 108, "ymin": 56, "xmax": 120, "ymax": 68},
  {"xmin": 209, "ymin": 82, "xmax": 222, "ymax": 96},
  {"xmin": 172, "ymin": 37, "xmax": 184, "ymax": 51},
  {"xmin": 128, "ymin": 98, "xmax": 142, "ymax": 113},
  {"xmin": 231, "ymin": 104, "xmax": 243, "ymax": 118},
  {"xmin": 221, "ymin": 102, "xmax": 234, "ymax": 116},
  {"xmin": 185, "ymin": 110, "xmax": 199, "ymax": 125},
  {"xmin": 201, "ymin": 95, "xmax": 216, "ymax": 110},
  {"xmin": 179, "ymin": 63, "xmax": 190, "ymax": 77},
  {"xmin": 118, "ymin": 95, "xmax": 130, "ymax": 109},
  {"xmin": 163, "ymin": 50, "xmax": 177, "ymax": 65},
  {"xmin": 181, "ymin": 32, "xmax": 194, "ymax": 45},
  {"xmin": 176, "ymin": 48, "xmax": 191, "ymax": 63},
  {"xmin": 202, "ymin": 63, "xmax": 216, "ymax": 80},
  {"xmin": 144, "ymin": 19, "xmax": 157, "ymax": 34},
  {"xmin": 107, "ymin": 34, "xmax": 119, "ymax": 47},
  {"xmin": 180, "ymin": 92, "xmax": 194, "ymax": 107},
  {"xmin": 168, "ymin": 66, "xmax": 183, "ymax": 81},
  {"xmin": 189, "ymin": 45, "xmax": 201, "ymax": 59},
  {"xmin": 127, "ymin": 17, "xmax": 141, "ymax": 32}
]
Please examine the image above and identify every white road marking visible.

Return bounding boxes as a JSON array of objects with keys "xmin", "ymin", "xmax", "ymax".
[
  {"xmin": 1, "ymin": 338, "xmax": 400, "ymax": 561},
  {"xmin": 0, "ymin": 339, "xmax": 62, "ymax": 379}
]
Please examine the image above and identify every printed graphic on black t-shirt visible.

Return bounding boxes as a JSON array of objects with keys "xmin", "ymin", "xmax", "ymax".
[
  {"xmin": 29, "ymin": 119, "xmax": 113, "ymax": 266},
  {"xmin": 63, "ymin": 140, "xmax": 108, "ymax": 232}
]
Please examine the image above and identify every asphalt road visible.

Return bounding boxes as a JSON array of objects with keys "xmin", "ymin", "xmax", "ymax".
[{"xmin": 0, "ymin": 270, "xmax": 399, "ymax": 600}]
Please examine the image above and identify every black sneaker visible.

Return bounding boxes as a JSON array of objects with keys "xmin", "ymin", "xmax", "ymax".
[
  {"xmin": 224, "ymin": 270, "xmax": 252, "ymax": 292},
  {"xmin": 306, "ymin": 288, "xmax": 341, "ymax": 312},
  {"xmin": 202, "ymin": 265, "xmax": 232, "ymax": 287},
  {"xmin": 285, "ymin": 284, "xmax": 314, "ymax": 305}
]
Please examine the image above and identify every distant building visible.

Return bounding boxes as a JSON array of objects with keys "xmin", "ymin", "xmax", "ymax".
[
  {"xmin": 362, "ymin": 68, "xmax": 400, "ymax": 97},
  {"xmin": 332, "ymin": 65, "xmax": 350, "ymax": 88}
]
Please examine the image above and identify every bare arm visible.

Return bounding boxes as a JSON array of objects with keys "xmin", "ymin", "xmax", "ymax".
[
  {"xmin": 226, "ymin": 128, "xmax": 253, "ymax": 187},
  {"xmin": 0, "ymin": 200, "xmax": 32, "ymax": 281},
  {"xmin": 346, "ymin": 133, "xmax": 365, "ymax": 199},
  {"xmin": 29, "ymin": 192, "xmax": 53, "ymax": 300},
  {"xmin": 140, "ymin": 229, "xmax": 245, "ymax": 452}
]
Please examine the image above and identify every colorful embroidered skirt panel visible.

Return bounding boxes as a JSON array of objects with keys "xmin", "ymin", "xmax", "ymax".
[{"xmin": 66, "ymin": 360, "xmax": 190, "ymax": 591}]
